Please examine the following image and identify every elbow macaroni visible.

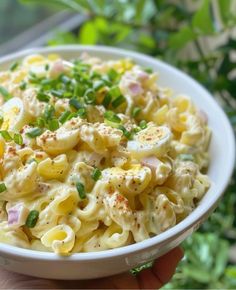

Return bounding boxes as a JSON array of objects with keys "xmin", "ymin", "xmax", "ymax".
[{"xmin": 0, "ymin": 53, "xmax": 211, "ymax": 254}]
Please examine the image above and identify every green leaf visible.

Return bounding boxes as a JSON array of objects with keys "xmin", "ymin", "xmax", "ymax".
[
  {"xmin": 48, "ymin": 31, "xmax": 79, "ymax": 46},
  {"xmin": 79, "ymin": 21, "xmax": 97, "ymax": 44},
  {"xmin": 218, "ymin": 0, "xmax": 232, "ymax": 25},
  {"xmin": 169, "ymin": 26, "xmax": 196, "ymax": 49},
  {"xmin": 20, "ymin": 0, "xmax": 89, "ymax": 12},
  {"xmin": 192, "ymin": 0, "xmax": 215, "ymax": 34},
  {"xmin": 182, "ymin": 266, "xmax": 212, "ymax": 283}
]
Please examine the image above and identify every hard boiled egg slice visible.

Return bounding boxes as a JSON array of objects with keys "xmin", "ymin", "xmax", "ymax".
[
  {"xmin": 1, "ymin": 97, "xmax": 32, "ymax": 132},
  {"xmin": 127, "ymin": 124, "xmax": 171, "ymax": 159}
]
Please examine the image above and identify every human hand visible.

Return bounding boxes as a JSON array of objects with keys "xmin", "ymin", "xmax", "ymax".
[{"xmin": 0, "ymin": 247, "xmax": 183, "ymax": 289}]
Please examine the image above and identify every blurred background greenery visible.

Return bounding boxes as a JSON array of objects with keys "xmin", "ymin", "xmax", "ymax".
[{"xmin": 1, "ymin": 0, "xmax": 236, "ymax": 288}]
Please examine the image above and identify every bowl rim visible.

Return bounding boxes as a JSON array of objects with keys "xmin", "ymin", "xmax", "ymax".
[{"xmin": 0, "ymin": 45, "xmax": 235, "ymax": 261}]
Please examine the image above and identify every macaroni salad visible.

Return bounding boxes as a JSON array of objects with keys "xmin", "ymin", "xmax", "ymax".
[{"xmin": 0, "ymin": 53, "xmax": 211, "ymax": 254}]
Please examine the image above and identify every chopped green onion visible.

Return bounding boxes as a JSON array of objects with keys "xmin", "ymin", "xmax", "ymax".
[
  {"xmin": 76, "ymin": 182, "xmax": 86, "ymax": 199},
  {"xmin": 13, "ymin": 133, "xmax": 23, "ymax": 145},
  {"xmin": 109, "ymin": 86, "xmax": 121, "ymax": 98},
  {"xmin": 102, "ymin": 93, "xmax": 112, "ymax": 108},
  {"xmin": 93, "ymin": 80, "xmax": 104, "ymax": 91},
  {"xmin": 84, "ymin": 89, "xmax": 96, "ymax": 105},
  {"xmin": 91, "ymin": 168, "xmax": 102, "ymax": 181},
  {"xmin": 48, "ymin": 119, "xmax": 59, "ymax": 131},
  {"xmin": 112, "ymin": 95, "xmax": 126, "ymax": 108},
  {"xmin": 44, "ymin": 105, "xmax": 55, "ymax": 120},
  {"xmin": 60, "ymin": 75, "xmax": 71, "ymax": 84},
  {"xmin": 59, "ymin": 110, "xmax": 71, "ymax": 124},
  {"xmin": 104, "ymin": 111, "xmax": 121, "ymax": 123},
  {"xmin": 133, "ymin": 127, "xmax": 141, "ymax": 134},
  {"xmin": 69, "ymin": 98, "xmax": 83, "ymax": 110},
  {"xmin": 0, "ymin": 130, "xmax": 12, "ymax": 141},
  {"xmin": 178, "ymin": 154, "xmax": 194, "ymax": 161},
  {"xmin": 45, "ymin": 64, "xmax": 49, "ymax": 71},
  {"xmin": 101, "ymin": 75, "xmax": 112, "ymax": 87},
  {"xmin": 118, "ymin": 125, "xmax": 132, "ymax": 139},
  {"xmin": 10, "ymin": 61, "xmax": 19, "ymax": 71},
  {"xmin": 51, "ymin": 89, "xmax": 64, "ymax": 98},
  {"xmin": 77, "ymin": 108, "xmax": 87, "ymax": 119},
  {"xmin": 37, "ymin": 92, "xmax": 50, "ymax": 102},
  {"xmin": 0, "ymin": 86, "xmax": 12, "ymax": 100},
  {"xmin": 25, "ymin": 210, "xmax": 39, "ymax": 228},
  {"xmin": 0, "ymin": 116, "xmax": 3, "ymax": 127},
  {"xmin": 0, "ymin": 183, "xmax": 7, "ymax": 193},
  {"xmin": 26, "ymin": 127, "xmax": 43, "ymax": 138},
  {"xmin": 74, "ymin": 83, "xmax": 86, "ymax": 97},
  {"xmin": 19, "ymin": 81, "xmax": 27, "ymax": 90},
  {"xmin": 108, "ymin": 69, "xmax": 118, "ymax": 81},
  {"xmin": 132, "ymin": 107, "xmax": 141, "ymax": 118},
  {"xmin": 27, "ymin": 158, "xmax": 38, "ymax": 164},
  {"xmin": 144, "ymin": 67, "xmax": 153, "ymax": 74},
  {"xmin": 139, "ymin": 120, "xmax": 147, "ymax": 129},
  {"xmin": 36, "ymin": 117, "xmax": 46, "ymax": 128}
]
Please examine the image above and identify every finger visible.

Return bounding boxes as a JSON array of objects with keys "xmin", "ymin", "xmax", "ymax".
[
  {"xmin": 0, "ymin": 269, "xmax": 65, "ymax": 289},
  {"xmin": 137, "ymin": 268, "xmax": 162, "ymax": 289},
  {"xmin": 67, "ymin": 272, "xmax": 140, "ymax": 289},
  {"xmin": 152, "ymin": 247, "xmax": 184, "ymax": 285}
]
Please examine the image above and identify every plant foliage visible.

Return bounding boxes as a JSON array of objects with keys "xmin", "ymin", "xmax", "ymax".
[{"xmin": 20, "ymin": 0, "xmax": 236, "ymax": 288}]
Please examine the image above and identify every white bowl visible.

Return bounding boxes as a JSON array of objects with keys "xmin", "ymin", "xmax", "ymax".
[{"xmin": 0, "ymin": 45, "xmax": 234, "ymax": 280}]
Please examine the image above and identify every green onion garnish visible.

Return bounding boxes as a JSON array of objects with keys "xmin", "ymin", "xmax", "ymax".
[
  {"xmin": 144, "ymin": 67, "xmax": 153, "ymax": 74},
  {"xmin": 101, "ymin": 75, "xmax": 112, "ymax": 87},
  {"xmin": 14, "ymin": 133, "xmax": 23, "ymax": 145},
  {"xmin": 108, "ymin": 69, "xmax": 118, "ymax": 81},
  {"xmin": 102, "ymin": 93, "xmax": 112, "ymax": 108},
  {"xmin": 91, "ymin": 168, "xmax": 102, "ymax": 181},
  {"xmin": 132, "ymin": 107, "xmax": 141, "ymax": 118},
  {"xmin": 10, "ymin": 61, "xmax": 19, "ymax": 71},
  {"xmin": 59, "ymin": 110, "xmax": 71, "ymax": 124},
  {"xmin": 84, "ymin": 89, "xmax": 96, "ymax": 105},
  {"xmin": 69, "ymin": 98, "xmax": 83, "ymax": 110},
  {"xmin": 36, "ymin": 117, "xmax": 46, "ymax": 128},
  {"xmin": 74, "ymin": 84, "xmax": 86, "ymax": 97},
  {"xmin": 60, "ymin": 75, "xmax": 71, "ymax": 84},
  {"xmin": 19, "ymin": 81, "xmax": 27, "ymax": 90},
  {"xmin": 51, "ymin": 89, "xmax": 64, "ymax": 98},
  {"xmin": 178, "ymin": 154, "xmax": 194, "ymax": 161},
  {"xmin": 0, "ymin": 86, "xmax": 12, "ymax": 100},
  {"xmin": 76, "ymin": 182, "xmax": 86, "ymax": 199},
  {"xmin": 77, "ymin": 108, "xmax": 87, "ymax": 119},
  {"xmin": 25, "ymin": 210, "xmax": 39, "ymax": 228},
  {"xmin": 112, "ymin": 95, "xmax": 126, "ymax": 108},
  {"xmin": 0, "ymin": 183, "xmax": 7, "ymax": 193},
  {"xmin": 26, "ymin": 127, "xmax": 43, "ymax": 138},
  {"xmin": 109, "ymin": 86, "xmax": 121, "ymax": 98},
  {"xmin": 44, "ymin": 105, "xmax": 55, "ymax": 120},
  {"xmin": 93, "ymin": 80, "xmax": 104, "ymax": 91},
  {"xmin": 27, "ymin": 158, "xmax": 38, "ymax": 164},
  {"xmin": 0, "ymin": 130, "xmax": 12, "ymax": 141},
  {"xmin": 48, "ymin": 119, "xmax": 59, "ymax": 131},
  {"xmin": 104, "ymin": 111, "xmax": 121, "ymax": 123},
  {"xmin": 37, "ymin": 92, "xmax": 50, "ymax": 102},
  {"xmin": 118, "ymin": 125, "xmax": 132, "ymax": 139},
  {"xmin": 139, "ymin": 120, "xmax": 147, "ymax": 129},
  {"xmin": 0, "ymin": 116, "xmax": 3, "ymax": 127}
]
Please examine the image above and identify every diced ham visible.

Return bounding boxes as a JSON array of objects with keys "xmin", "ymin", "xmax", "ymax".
[
  {"xmin": 136, "ymin": 70, "xmax": 149, "ymax": 82},
  {"xmin": 7, "ymin": 203, "xmax": 29, "ymax": 229},
  {"xmin": 128, "ymin": 81, "xmax": 143, "ymax": 96},
  {"xmin": 50, "ymin": 60, "xmax": 67, "ymax": 78}
]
